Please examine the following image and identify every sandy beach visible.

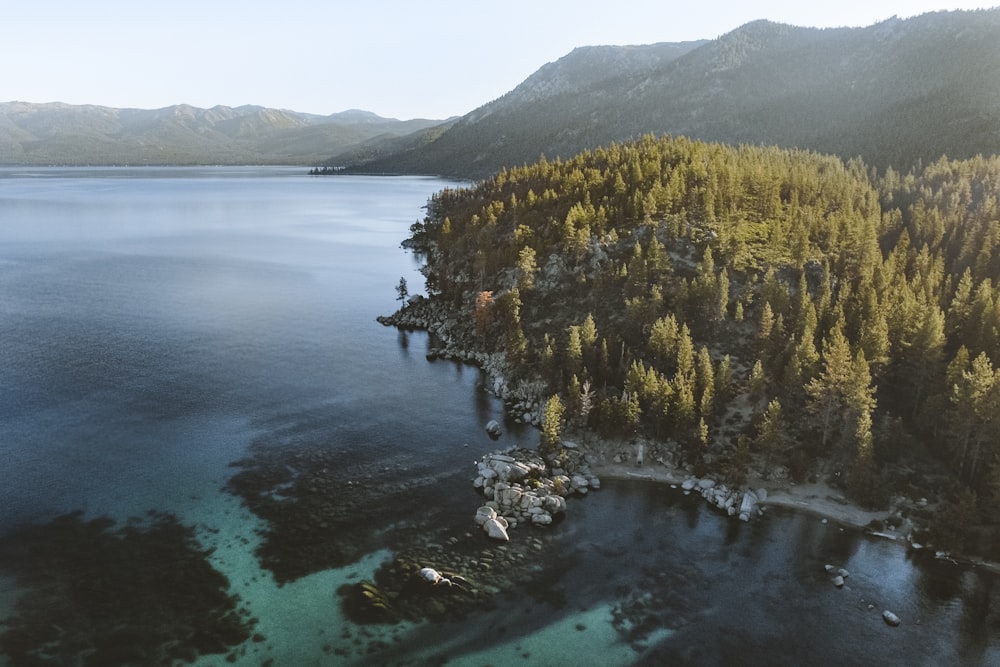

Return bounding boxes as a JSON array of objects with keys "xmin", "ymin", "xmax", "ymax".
[{"xmin": 589, "ymin": 460, "xmax": 887, "ymax": 529}]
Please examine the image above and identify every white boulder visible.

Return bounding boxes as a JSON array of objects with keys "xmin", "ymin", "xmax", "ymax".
[
  {"xmin": 484, "ymin": 517, "xmax": 510, "ymax": 541},
  {"xmin": 474, "ymin": 505, "xmax": 497, "ymax": 526}
]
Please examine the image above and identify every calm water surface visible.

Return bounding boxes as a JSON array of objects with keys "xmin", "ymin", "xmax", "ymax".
[{"xmin": 0, "ymin": 167, "xmax": 996, "ymax": 666}]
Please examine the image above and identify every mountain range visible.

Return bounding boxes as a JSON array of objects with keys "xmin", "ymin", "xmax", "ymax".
[
  {"xmin": 332, "ymin": 8, "xmax": 1000, "ymax": 178},
  {"xmin": 3, "ymin": 8, "xmax": 999, "ymax": 175},
  {"xmin": 0, "ymin": 102, "xmax": 444, "ymax": 165}
]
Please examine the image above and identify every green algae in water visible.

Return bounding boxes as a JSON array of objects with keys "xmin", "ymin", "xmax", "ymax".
[{"xmin": 0, "ymin": 511, "xmax": 256, "ymax": 666}]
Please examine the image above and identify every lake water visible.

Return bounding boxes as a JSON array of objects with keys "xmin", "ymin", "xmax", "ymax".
[{"xmin": 0, "ymin": 167, "xmax": 997, "ymax": 666}]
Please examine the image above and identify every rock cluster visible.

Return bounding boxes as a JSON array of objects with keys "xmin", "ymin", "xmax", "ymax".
[
  {"xmin": 824, "ymin": 563, "xmax": 851, "ymax": 588},
  {"xmin": 473, "ymin": 449, "xmax": 600, "ymax": 535},
  {"xmin": 681, "ymin": 477, "xmax": 767, "ymax": 521},
  {"xmin": 821, "ymin": 563, "xmax": 901, "ymax": 627}
]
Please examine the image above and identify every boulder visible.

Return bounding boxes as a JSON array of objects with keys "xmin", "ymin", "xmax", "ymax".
[
  {"xmin": 506, "ymin": 462, "xmax": 531, "ymax": 482},
  {"xmin": 474, "ymin": 505, "xmax": 497, "ymax": 526},
  {"xmin": 542, "ymin": 495, "xmax": 566, "ymax": 514},
  {"xmin": 698, "ymin": 478, "xmax": 716, "ymax": 490},
  {"xmin": 531, "ymin": 512, "xmax": 553, "ymax": 525},
  {"xmin": 484, "ymin": 517, "xmax": 510, "ymax": 541},
  {"xmin": 832, "ymin": 575, "xmax": 845, "ymax": 588},
  {"xmin": 485, "ymin": 420, "xmax": 502, "ymax": 439},
  {"xmin": 419, "ymin": 567, "xmax": 445, "ymax": 585},
  {"xmin": 882, "ymin": 610, "xmax": 901, "ymax": 627},
  {"xmin": 496, "ymin": 485, "xmax": 523, "ymax": 509}
]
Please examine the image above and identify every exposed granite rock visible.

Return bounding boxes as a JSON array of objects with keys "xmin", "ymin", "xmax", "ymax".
[{"xmin": 472, "ymin": 448, "xmax": 600, "ymax": 538}]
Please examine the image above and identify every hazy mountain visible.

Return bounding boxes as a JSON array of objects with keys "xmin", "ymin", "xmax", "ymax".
[
  {"xmin": 0, "ymin": 102, "xmax": 445, "ymax": 165},
  {"xmin": 331, "ymin": 9, "xmax": 1000, "ymax": 178}
]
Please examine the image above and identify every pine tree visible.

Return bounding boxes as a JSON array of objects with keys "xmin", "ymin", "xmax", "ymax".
[
  {"xmin": 648, "ymin": 314, "xmax": 679, "ymax": 370},
  {"xmin": 754, "ymin": 398, "xmax": 786, "ymax": 478},
  {"xmin": 566, "ymin": 375, "xmax": 584, "ymax": 425},
  {"xmin": 541, "ymin": 394, "xmax": 565, "ymax": 454},
  {"xmin": 676, "ymin": 324, "xmax": 696, "ymax": 384},
  {"xmin": 516, "ymin": 246, "xmax": 538, "ymax": 291},
  {"xmin": 758, "ymin": 301, "xmax": 775, "ymax": 359},
  {"xmin": 748, "ymin": 359, "xmax": 767, "ymax": 408},
  {"xmin": 805, "ymin": 323, "xmax": 856, "ymax": 450},
  {"xmin": 715, "ymin": 354, "xmax": 735, "ymax": 404},
  {"xmin": 947, "ymin": 352, "xmax": 1000, "ymax": 490},
  {"xmin": 696, "ymin": 346, "xmax": 715, "ymax": 417},
  {"xmin": 565, "ymin": 325, "xmax": 584, "ymax": 379}
]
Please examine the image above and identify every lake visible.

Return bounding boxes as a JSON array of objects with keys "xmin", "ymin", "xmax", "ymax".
[{"xmin": 0, "ymin": 167, "xmax": 996, "ymax": 666}]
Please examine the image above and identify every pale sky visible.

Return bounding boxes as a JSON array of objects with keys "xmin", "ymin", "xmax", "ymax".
[{"xmin": 2, "ymin": 1, "xmax": 995, "ymax": 119}]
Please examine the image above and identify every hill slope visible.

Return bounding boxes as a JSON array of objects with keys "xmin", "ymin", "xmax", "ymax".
[{"xmin": 334, "ymin": 9, "xmax": 1000, "ymax": 178}]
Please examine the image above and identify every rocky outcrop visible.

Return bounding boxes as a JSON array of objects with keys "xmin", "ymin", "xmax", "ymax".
[
  {"xmin": 378, "ymin": 297, "xmax": 547, "ymax": 425},
  {"xmin": 681, "ymin": 477, "xmax": 767, "ymax": 521},
  {"xmin": 472, "ymin": 448, "xmax": 600, "ymax": 536}
]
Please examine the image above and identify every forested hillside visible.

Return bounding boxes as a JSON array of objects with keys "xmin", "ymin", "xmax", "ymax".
[{"xmin": 402, "ymin": 134, "xmax": 1000, "ymax": 556}]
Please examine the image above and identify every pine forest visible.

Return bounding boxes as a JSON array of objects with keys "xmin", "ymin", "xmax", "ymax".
[{"xmin": 402, "ymin": 134, "xmax": 1000, "ymax": 557}]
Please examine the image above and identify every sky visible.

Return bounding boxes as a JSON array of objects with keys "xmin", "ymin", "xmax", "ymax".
[{"xmin": 2, "ymin": 1, "xmax": 996, "ymax": 120}]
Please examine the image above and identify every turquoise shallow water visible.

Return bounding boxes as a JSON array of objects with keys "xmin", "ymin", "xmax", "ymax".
[{"xmin": 0, "ymin": 168, "xmax": 997, "ymax": 666}]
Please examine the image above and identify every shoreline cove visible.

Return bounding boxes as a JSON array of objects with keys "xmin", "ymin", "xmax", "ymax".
[{"xmin": 380, "ymin": 297, "xmax": 1000, "ymax": 576}]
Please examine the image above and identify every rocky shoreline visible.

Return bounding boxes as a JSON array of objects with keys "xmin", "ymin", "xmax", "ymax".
[
  {"xmin": 377, "ymin": 295, "xmax": 548, "ymax": 427},
  {"xmin": 378, "ymin": 297, "xmax": 999, "ymax": 571}
]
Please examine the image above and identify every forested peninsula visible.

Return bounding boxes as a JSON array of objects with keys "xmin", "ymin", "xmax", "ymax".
[{"xmin": 386, "ymin": 134, "xmax": 1000, "ymax": 560}]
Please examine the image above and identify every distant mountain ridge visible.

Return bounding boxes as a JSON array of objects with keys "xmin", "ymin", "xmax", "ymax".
[
  {"xmin": 331, "ymin": 9, "xmax": 1000, "ymax": 178},
  {"xmin": 5, "ymin": 9, "xmax": 1000, "ymax": 174},
  {"xmin": 0, "ymin": 102, "xmax": 444, "ymax": 165}
]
